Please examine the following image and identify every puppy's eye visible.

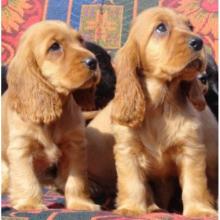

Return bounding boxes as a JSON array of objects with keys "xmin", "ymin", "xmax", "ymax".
[
  {"xmin": 78, "ymin": 36, "xmax": 84, "ymax": 43},
  {"xmin": 48, "ymin": 42, "xmax": 61, "ymax": 52},
  {"xmin": 189, "ymin": 24, "xmax": 194, "ymax": 31},
  {"xmin": 156, "ymin": 23, "xmax": 167, "ymax": 33},
  {"xmin": 198, "ymin": 75, "xmax": 208, "ymax": 85},
  {"xmin": 78, "ymin": 36, "xmax": 85, "ymax": 45}
]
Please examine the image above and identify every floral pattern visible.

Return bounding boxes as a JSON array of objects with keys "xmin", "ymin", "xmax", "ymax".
[
  {"xmin": 2, "ymin": 0, "xmax": 45, "ymax": 64},
  {"xmin": 2, "ymin": 0, "xmax": 32, "ymax": 33}
]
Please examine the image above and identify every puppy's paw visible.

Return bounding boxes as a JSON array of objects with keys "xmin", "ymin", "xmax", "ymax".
[
  {"xmin": 13, "ymin": 201, "xmax": 47, "ymax": 211},
  {"xmin": 114, "ymin": 206, "xmax": 147, "ymax": 217},
  {"xmin": 147, "ymin": 203, "xmax": 163, "ymax": 213},
  {"xmin": 184, "ymin": 206, "xmax": 217, "ymax": 218},
  {"xmin": 66, "ymin": 199, "xmax": 100, "ymax": 211}
]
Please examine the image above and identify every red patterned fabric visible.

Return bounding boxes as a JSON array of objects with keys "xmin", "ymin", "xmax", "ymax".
[
  {"xmin": 2, "ymin": 0, "xmax": 45, "ymax": 64},
  {"xmin": 2, "ymin": 188, "xmax": 217, "ymax": 220}
]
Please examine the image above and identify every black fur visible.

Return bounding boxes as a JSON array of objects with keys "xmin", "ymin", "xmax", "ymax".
[
  {"xmin": 197, "ymin": 54, "xmax": 218, "ymax": 119},
  {"xmin": 84, "ymin": 41, "xmax": 116, "ymax": 109},
  {"xmin": 1, "ymin": 64, "xmax": 7, "ymax": 94}
]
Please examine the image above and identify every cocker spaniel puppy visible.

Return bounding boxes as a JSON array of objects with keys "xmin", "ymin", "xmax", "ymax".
[
  {"xmin": 111, "ymin": 7, "xmax": 217, "ymax": 217},
  {"xmin": 86, "ymin": 7, "xmax": 218, "ymax": 217},
  {"xmin": 2, "ymin": 20, "xmax": 101, "ymax": 211}
]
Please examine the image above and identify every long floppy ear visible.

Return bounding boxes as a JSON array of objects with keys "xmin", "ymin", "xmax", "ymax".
[
  {"xmin": 111, "ymin": 39, "xmax": 146, "ymax": 128},
  {"xmin": 187, "ymin": 79, "xmax": 207, "ymax": 111},
  {"xmin": 7, "ymin": 39, "xmax": 62, "ymax": 124}
]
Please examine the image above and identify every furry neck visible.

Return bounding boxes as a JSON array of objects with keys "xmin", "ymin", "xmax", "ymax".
[{"xmin": 144, "ymin": 75, "xmax": 187, "ymax": 110}]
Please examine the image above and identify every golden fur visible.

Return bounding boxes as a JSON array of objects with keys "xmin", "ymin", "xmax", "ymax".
[
  {"xmin": 86, "ymin": 7, "xmax": 218, "ymax": 217},
  {"xmin": 2, "ymin": 20, "xmax": 101, "ymax": 211}
]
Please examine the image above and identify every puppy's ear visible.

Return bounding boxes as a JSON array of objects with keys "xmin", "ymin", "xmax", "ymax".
[
  {"xmin": 187, "ymin": 79, "xmax": 207, "ymax": 111},
  {"xmin": 7, "ymin": 41, "xmax": 62, "ymax": 124},
  {"xmin": 111, "ymin": 40, "xmax": 145, "ymax": 128},
  {"xmin": 73, "ymin": 88, "xmax": 96, "ymax": 111}
]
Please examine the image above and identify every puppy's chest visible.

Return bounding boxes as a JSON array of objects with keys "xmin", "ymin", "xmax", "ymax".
[
  {"xmin": 32, "ymin": 123, "xmax": 80, "ymax": 180},
  {"xmin": 35, "ymin": 122, "xmax": 81, "ymax": 149},
  {"xmin": 31, "ymin": 120, "xmax": 77, "ymax": 161},
  {"xmin": 140, "ymin": 110, "xmax": 180, "ymax": 148},
  {"xmin": 138, "ymin": 108, "xmax": 196, "ymax": 174}
]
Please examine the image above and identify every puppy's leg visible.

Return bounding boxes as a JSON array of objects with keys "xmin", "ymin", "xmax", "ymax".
[
  {"xmin": 7, "ymin": 138, "xmax": 46, "ymax": 210},
  {"xmin": 177, "ymin": 146, "xmax": 217, "ymax": 217},
  {"xmin": 2, "ymin": 159, "xmax": 9, "ymax": 194},
  {"xmin": 58, "ymin": 140, "xmax": 100, "ymax": 211},
  {"xmin": 114, "ymin": 141, "xmax": 159, "ymax": 216},
  {"xmin": 207, "ymin": 163, "xmax": 218, "ymax": 207}
]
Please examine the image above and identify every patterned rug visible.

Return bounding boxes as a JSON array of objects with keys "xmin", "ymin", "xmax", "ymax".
[{"xmin": 2, "ymin": 188, "xmax": 218, "ymax": 220}]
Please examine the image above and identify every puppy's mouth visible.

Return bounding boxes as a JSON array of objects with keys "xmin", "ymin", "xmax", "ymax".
[
  {"xmin": 79, "ymin": 71, "xmax": 100, "ymax": 89},
  {"xmin": 185, "ymin": 58, "xmax": 203, "ymax": 71},
  {"xmin": 180, "ymin": 58, "xmax": 204, "ymax": 81}
]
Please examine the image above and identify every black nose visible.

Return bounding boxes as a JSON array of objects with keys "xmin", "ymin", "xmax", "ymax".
[
  {"xmin": 84, "ymin": 58, "xmax": 97, "ymax": 70},
  {"xmin": 189, "ymin": 37, "xmax": 203, "ymax": 51}
]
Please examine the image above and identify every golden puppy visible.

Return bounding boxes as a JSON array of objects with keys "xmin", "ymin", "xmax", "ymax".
[
  {"xmin": 86, "ymin": 7, "xmax": 218, "ymax": 217},
  {"xmin": 2, "ymin": 20, "xmax": 101, "ymax": 211}
]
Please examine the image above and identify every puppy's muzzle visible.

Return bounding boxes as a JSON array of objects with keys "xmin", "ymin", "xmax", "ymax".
[
  {"xmin": 82, "ymin": 57, "xmax": 101, "ymax": 87},
  {"xmin": 92, "ymin": 69, "xmax": 101, "ymax": 85}
]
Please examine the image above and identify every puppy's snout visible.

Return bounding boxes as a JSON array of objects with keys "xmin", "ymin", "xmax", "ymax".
[
  {"xmin": 84, "ymin": 57, "xmax": 97, "ymax": 70},
  {"xmin": 189, "ymin": 37, "xmax": 203, "ymax": 51}
]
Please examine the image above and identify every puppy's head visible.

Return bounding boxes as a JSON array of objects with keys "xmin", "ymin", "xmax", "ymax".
[
  {"xmin": 134, "ymin": 7, "xmax": 206, "ymax": 81},
  {"xmin": 112, "ymin": 7, "xmax": 206, "ymax": 127},
  {"xmin": 7, "ymin": 21, "xmax": 100, "ymax": 124}
]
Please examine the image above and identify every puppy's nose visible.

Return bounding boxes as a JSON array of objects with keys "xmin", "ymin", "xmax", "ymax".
[
  {"xmin": 84, "ymin": 57, "xmax": 97, "ymax": 70},
  {"xmin": 189, "ymin": 37, "xmax": 203, "ymax": 51}
]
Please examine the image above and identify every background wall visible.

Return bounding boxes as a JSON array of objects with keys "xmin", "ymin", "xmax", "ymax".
[{"xmin": 2, "ymin": 0, "xmax": 218, "ymax": 64}]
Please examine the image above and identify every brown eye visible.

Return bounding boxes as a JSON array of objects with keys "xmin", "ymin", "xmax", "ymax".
[
  {"xmin": 78, "ymin": 36, "xmax": 84, "ymax": 44},
  {"xmin": 48, "ymin": 42, "xmax": 61, "ymax": 52},
  {"xmin": 156, "ymin": 23, "xmax": 167, "ymax": 33},
  {"xmin": 189, "ymin": 24, "xmax": 194, "ymax": 31},
  {"xmin": 198, "ymin": 74, "xmax": 208, "ymax": 85}
]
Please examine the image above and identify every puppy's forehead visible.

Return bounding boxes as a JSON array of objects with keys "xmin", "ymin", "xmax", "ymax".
[{"xmin": 137, "ymin": 7, "xmax": 189, "ymax": 26}]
